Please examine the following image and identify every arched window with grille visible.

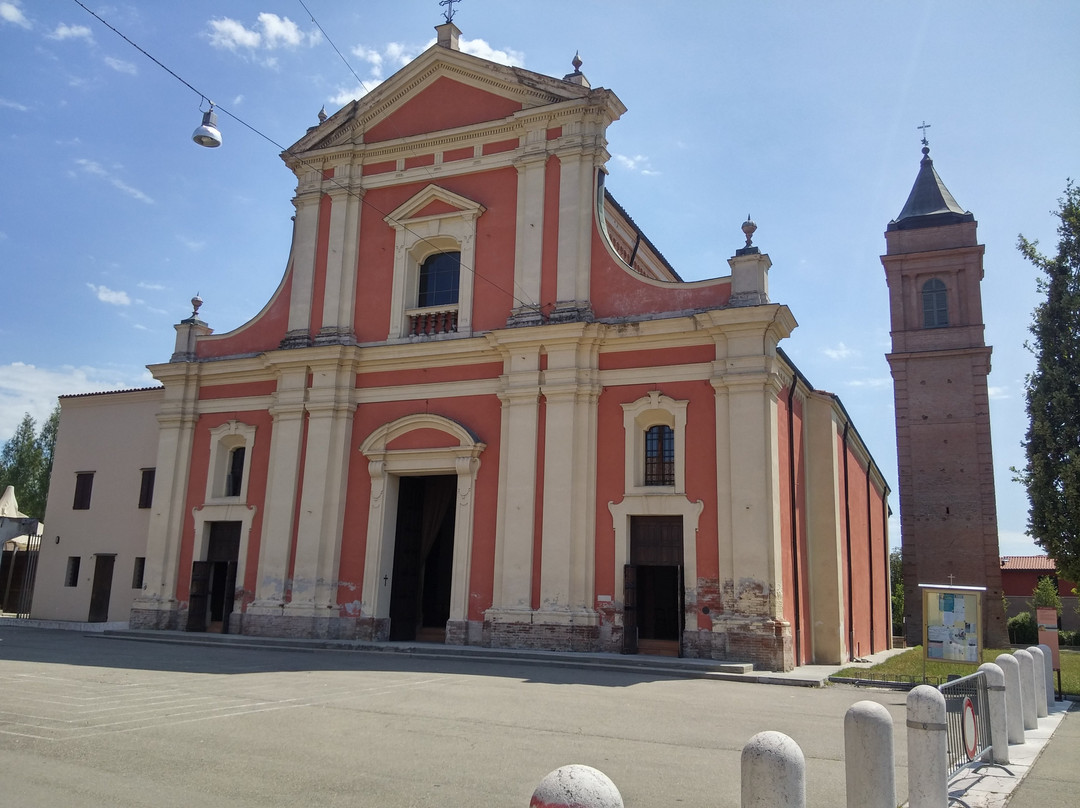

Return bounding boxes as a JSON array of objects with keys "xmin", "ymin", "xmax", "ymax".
[
  {"xmin": 644, "ymin": 424, "xmax": 675, "ymax": 486},
  {"xmin": 418, "ymin": 251, "xmax": 460, "ymax": 308},
  {"xmin": 922, "ymin": 278, "xmax": 948, "ymax": 328}
]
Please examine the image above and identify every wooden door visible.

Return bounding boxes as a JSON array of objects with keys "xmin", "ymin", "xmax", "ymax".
[
  {"xmin": 622, "ymin": 564, "xmax": 638, "ymax": 654},
  {"xmin": 87, "ymin": 555, "xmax": 115, "ymax": 623},
  {"xmin": 187, "ymin": 561, "xmax": 211, "ymax": 632}
]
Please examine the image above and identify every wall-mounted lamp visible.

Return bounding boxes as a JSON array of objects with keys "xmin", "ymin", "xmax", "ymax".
[{"xmin": 192, "ymin": 102, "xmax": 222, "ymax": 148}]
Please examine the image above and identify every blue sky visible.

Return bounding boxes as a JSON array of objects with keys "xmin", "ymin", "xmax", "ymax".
[{"xmin": 1, "ymin": 1, "xmax": 1077, "ymax": 556}]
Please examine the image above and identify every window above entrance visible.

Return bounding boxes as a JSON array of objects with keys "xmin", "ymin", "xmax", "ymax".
[
  {"xmin": 621, "ymin": 392, "xmax": 688, "ymax": 494},
  {"xmin": 385, "ymin": 185, "xmax": 484, "ymax": 341}
]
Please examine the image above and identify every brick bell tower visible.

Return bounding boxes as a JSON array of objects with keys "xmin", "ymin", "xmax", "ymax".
[{"xmin": 882, "ymin": 137, "xmax": 1007, "ymax": 648}]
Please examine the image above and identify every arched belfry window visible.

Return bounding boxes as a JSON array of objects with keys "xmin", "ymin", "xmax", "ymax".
[
  {"xmin": 418, "ymin": 251, "xmax": 461, "ymax": 308},
  {"xmin": 644, "ymin": 425, "xmax": 675, "ymax": 486},
  {"xmin": 922, "ymin": 278, "xmax": 948, "ymax": 328}
]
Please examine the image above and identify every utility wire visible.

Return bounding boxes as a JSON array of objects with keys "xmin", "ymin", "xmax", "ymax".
[
  {"xmin": 297, "ymin": 0, "xmax": 370, "ymax": 94},
  {"xmin": 70, "ymin": 0, "xmax": 543, "ymax": 316}
]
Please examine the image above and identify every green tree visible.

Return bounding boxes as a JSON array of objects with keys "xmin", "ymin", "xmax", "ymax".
[
  {"xmin": 1031, "ymin": 575, "xmax": 1063, "ymax": 615},
  {"xmin": 890, "ymin": 548, "xmax": 904, "ymax": 637},
  {"xmin": 0, "ymin": 405, "xmax": 60, "ymax": 519},
  {"xmin": 1016, "ymin": 182, "xmax": 1080, "ymax": 586}
]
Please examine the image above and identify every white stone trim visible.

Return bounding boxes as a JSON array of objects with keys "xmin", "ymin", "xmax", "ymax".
[
  {"xmin": 359, "ymin": 413, "xmax": 485, "ymax": 623},
  {"xmin": 620, "ymin": 392, "xmax": 688, "ymax": 493},
  {"xmin": 607, "ymin": 496, "xmax": 704, "ymax": 609},
  {"xmin": 205, "ymin": 420, "xmax": 256, "ymax": 504},
  {"xmin": 384, "ymin": 185, "xmax": 485, "ymax": 340}
]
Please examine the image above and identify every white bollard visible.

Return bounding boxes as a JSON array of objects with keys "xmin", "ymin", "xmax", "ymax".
[
  {"xmin": 1013, "ymin": 649, "xmax": 1039, "ymax": 730},
  {"xmin": 844, "ymin": 700, "xmax": 895, "ymax": 808},
  {"xmin": 978, "ymin": 662, "xmax": 1010, "ymax": 764},
  {"xmin": 530, "ymin": 765, "xmax": 623, "ymax": 808},
  {"xmin": 1038, "ymin": 643, "xmax": 1055, "ymax": 708},
  {"xmin": 907, "ymin": 685, "xmax": 948, "ymax": 808},
  {"xmin": 995, "ymin": 653, "xmax": 1025, "ymax": 744},
  {"xmin": 741, "ymin": 731, "xmax": 805, "ymax": 808},
  {"xmin": 1026, "ymin": 646, "xmax": 1048, "ymax": 717}
]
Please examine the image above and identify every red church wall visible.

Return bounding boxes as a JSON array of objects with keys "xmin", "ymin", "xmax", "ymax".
[
  {"xmin": 844, "ymin": 445, "xmax": 873, "ymax": 658},
  {"xmin": 593, "ymin": 379, "xmax": 719, "ymax": 622},
  {"xmin": 198, "ymin": 381, "xmax": 277, "ymax": 400},
  {"xmin": 308, "ymin": 194, "xmax": 333, "ymax": 338},
  {"xmin": 352, "ymin": 168, "xmax": 520, "ymax": 341},
  {"xmin": 176, "ymin": 409, "xmax": 273, "ymax": 605},
  {"xmin": 598, "ymin": 345, "xmax": 713, "ymax": 371},
  {"xmin": 336, "ymin": 394, "xmax": 503, "ymax": 620},
  {"xmin": 365, "ymin": 77, "xmax": 523, "ymax": 143},
  {"xmin": 777, "ymin": 386, "xmax": 811, "ymax": 664},
  {"xmin": 540, "ymin": 156, "xmax": 560, "ymax": 312},
  {"xmin": 195, "ymin": 271, "xmax": 294, "ymax": 358},
  {"xmin": 358, "ymin": 362, "xmax": 503, "ymax": 389},
  {"xmin": 589, "ymin": 236, "xmax": 732, "ymax": 317}
]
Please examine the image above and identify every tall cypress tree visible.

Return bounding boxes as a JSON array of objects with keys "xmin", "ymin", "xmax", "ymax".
[
  {"xmin": 1017, "ymin": 182, "xmax": 1080, "ymax": 585},
  {"xmin": 0, "ymin": 405, "xmax": 59, "ymax": 519}
]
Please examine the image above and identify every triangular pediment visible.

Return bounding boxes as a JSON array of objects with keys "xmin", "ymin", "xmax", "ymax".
[
  {"xmin": 290, "ymin": 44, "xmax": 600, "ymax": 154},
  {"xmin": 384, "ymin": 184, "xmax": 485, "ymax": 226}
]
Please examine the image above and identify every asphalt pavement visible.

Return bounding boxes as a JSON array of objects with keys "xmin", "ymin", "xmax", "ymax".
[{"xmin": 0, "ymin": 622, "xmax": 1073, "ymax": 806}]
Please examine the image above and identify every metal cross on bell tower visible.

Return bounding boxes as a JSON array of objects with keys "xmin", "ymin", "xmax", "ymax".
[
  {"xmin": 917, "ymin": 120, "xmax": 932, "ymax": 147},
  {"xmin": 440, "ymin": 0, "xmax": 460, "ymax": 23}
]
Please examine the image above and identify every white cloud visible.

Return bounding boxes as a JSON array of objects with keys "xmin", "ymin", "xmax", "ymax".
[
  {"xmin": 613, "ymin": 154, "xmax": 659, "ymax": 176},
  {"xmin": 87, "ymin": 283, "xmax": 131, "ymax": 306},
  {"xmin": 328, "ymin": 83, "xmax": 372, "ymax": 107},
  {"xmin": 176, "ymin": 235, "xmax": 206, "ymax": 252},
  {"xmin": 207, "ymin": 17, "xmax": 260, "ymax": 51},
  {"xmin": 0, "ymin": 98, "xmax": 28, "ymax": 111},
  {"xmin": 459, "ymin": 37, "xmax": 524, "ymax": 67},
  {"xmin": 49, "ymin": 23, "xmax": 93, "ymax": 42},
  {"xmin": 74, "ymin": 159, "xmax": 154, "ymax": 204},
  {"xmin": 206, "ymin": 14, "xmax": 318, "ymax": 55},
  {"xmin": 0, "ymin": 362, "xmax": 155, "ymax": 442},
  {"xmin": 257, "ymin": 12, "xmax": 315, "ymax": 49},
  {"xmin": 988, "ymin": 386, "xmax": 1009, "ymax": 400},
  {"xmin": 137, "ymin": 282, "xmax": 167, "ymax": 292},
  {"xmin": 104, "ymin": 56, "xmax": 137, "ymax": 75},
  {"xmin": 0, "ymin": 2, "xmax": 31, "ymax": 29},
  {"xmin": 823, "ymin": 342, "xmax": 858, "ymax": 360}
]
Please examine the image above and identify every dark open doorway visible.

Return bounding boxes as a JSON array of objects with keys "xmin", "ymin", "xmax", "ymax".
[
  {"xmin": 389, "ymin": 475, "xmax": 456, "ymax": 642},
  {"xmin": 87, "ymin": 554, "xmax": 115, "ymax": 622},
  {"xmin": 623, "ymin": 515, "xmax": 684, "ymax": 656},
  {"xmin": 186, "ymin": 521, "xmax": 240, "ymax": 633}
]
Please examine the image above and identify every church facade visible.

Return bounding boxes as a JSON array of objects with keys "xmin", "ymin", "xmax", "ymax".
[{"xmin": 38, "ymin": 22, "xmax": 891, "ymax": 671}]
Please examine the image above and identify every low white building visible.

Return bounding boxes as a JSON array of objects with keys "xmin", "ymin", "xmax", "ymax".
[{"xmin": 31, "ymin": 388, "xmax": 162, "ymax": 624}]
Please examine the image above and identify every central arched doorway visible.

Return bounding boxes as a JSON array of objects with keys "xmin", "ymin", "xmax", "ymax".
[{"xmin": 388, "ymin": 475, "xmax": 457, "ymax": 642}]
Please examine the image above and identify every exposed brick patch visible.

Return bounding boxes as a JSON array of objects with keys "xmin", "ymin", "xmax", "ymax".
[
  {"xmin": 487, "ymin": 622, "xmax": 601, "ymax": 652},
  {"xmin": 129, "ymin": 607, "xmax": 180, "ymax": 630}
]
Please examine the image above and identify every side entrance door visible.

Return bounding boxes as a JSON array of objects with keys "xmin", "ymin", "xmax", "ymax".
[
  {"xmin": 186, "ymin": 522, "xmax": 241, "ymax": 633},
  {"xmin": 87, "ymin": 554, "xmax": 115, "ymax": 623},
  {"xmin": 627, "ymin": 515, "xmax": 684, "ymax": 656}
]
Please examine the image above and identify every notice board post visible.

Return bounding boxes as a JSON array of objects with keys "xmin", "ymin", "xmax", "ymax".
[{"xmin": 920, "ymin": 584, "xmax": 985, "ymax": 681}]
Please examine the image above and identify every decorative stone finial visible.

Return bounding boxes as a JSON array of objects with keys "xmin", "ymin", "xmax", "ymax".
[
  {"xmin": 190, "ymin": 293, "xmax": 203, "ymax": 319},
  {"xmin": 741, "ymin": 215, "xmax": 757, "ymax": 248},
  {"xmin": 318, "ymin": 106, "xmax": 327, "ymax": 123},
  {"xmin": 571, "ymin": 51, "xmax": 583, "ymax": 74}
]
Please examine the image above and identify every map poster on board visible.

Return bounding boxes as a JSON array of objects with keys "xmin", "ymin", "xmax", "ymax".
[{"xmin": 921, "ymin": 585, "xmax": 984, "ymax": 664}]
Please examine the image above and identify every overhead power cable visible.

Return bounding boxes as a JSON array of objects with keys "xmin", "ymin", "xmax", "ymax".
[{"xmin": 70, "ymin": 0, "xmax": 543, "ymax": 317}]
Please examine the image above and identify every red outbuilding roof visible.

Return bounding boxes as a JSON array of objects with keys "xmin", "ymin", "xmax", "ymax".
[{"xmin": 1000, "ymin": 555, "xmax": 1058, "ymax": 571}]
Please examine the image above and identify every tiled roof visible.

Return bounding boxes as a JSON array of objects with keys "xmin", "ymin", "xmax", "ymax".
[{"xmin": 999, "ymin": 555, "xmax": 1057, "ymax": 571}]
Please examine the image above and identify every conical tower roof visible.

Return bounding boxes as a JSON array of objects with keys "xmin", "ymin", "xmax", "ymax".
[{"xmin": 887, "ymin": 145, "xmax": 974, "ymax": 231}]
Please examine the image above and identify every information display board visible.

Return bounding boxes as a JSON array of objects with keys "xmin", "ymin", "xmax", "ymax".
[{"xmin": 921, "ymin": 585, "xmax": 984, "ymax": 664}]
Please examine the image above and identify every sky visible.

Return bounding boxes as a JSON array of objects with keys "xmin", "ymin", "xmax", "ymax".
[{"xmin": 1, "ymin": 1, "xmax": 1077, "ymax": 556}]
